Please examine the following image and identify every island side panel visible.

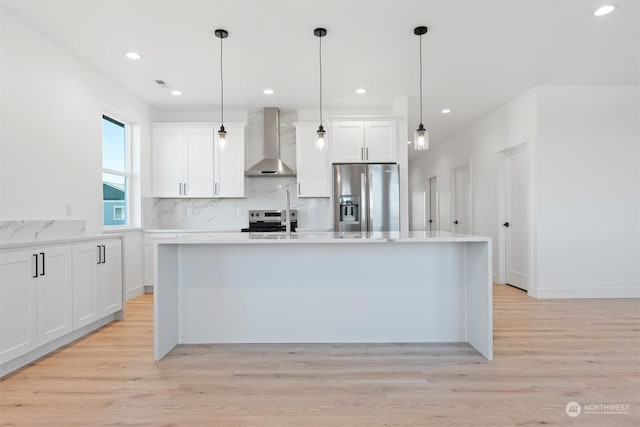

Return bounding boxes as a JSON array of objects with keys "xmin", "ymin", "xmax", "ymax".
[
  {"xmin": 154, "ymin": 243, "xmax": 180, "ymax": 361},
  {"xmin": 177, "ymin": 241, "xmax": 468, "ymax": 344},
  {"xmin": 465, "ymin": 240, "xmax": 493, "ymax": 360}
]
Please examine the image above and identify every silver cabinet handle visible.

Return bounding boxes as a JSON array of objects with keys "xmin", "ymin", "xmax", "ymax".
[
  {"xmin": 361, "ymin": 147, "xmax": 364, "ymax": 161},
  {"xmin": 298, "ymin": 182, "xmax": 301, "ymax": 196},
  {"xmin": 179, "ymin": 183, "xmax": 183, "ymax": 195},
  {"xmin": 361, "ymin": 172, "xmax": 367, "ymax": 232},
  {"xmin": 365, "ymin": 147, "xmax": 369, "ymax": 161},
  {"xmin": 184, "ymin": 183, "xmax": 188, "ymax": 196},
  {"xmin": 214, "ymin": 182, "xmax": 219, "ymax": 196}
]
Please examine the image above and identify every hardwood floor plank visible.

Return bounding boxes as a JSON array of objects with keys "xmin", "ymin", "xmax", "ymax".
[{"xmin": 1, "ymin": 287, "xmax": 639, "ymax": 426}]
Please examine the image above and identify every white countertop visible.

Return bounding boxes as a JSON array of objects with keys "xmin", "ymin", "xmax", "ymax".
[
  {"xmin": 154, "ymin": 230, "xmax": 490, "ymax": 245},
  {"xmin": 0, "ymin": 233, "xmax": 123, "ymax": 250}
]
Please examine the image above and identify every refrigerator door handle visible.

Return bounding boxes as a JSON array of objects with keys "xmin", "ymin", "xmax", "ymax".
[
  {"xmin": 368, "ymin": 171, "xmax": 374, "ymax": 232},
  {"xmin": 361, "ymin": 172, "xmax": 367, "ymax": 232}
]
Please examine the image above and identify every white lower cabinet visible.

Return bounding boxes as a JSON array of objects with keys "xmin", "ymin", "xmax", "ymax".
[
  {"xmin": 0, "ymin": 238, "xmax": 123, "ymax": 371},
  {"xmin": 0, "ymin": 250, "xmax": 37, "ymax": 364},
  {"xmin": 36, "ymin": 246, "xmax": 73, "ymax": 346},
  {"xmin": 0, "ymin": 245, "xmax": 72, "ymax": 364},
  {"xmin": 72, "ymin": 239, "xmax": 122, "ymax": 329}
]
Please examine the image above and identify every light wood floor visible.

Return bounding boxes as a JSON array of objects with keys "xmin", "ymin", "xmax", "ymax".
[{"xmin": 1, "ymin": 285, "xmax": 638, "ymax": 426}]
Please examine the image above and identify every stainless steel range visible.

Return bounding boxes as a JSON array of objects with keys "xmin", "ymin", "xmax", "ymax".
[{"xmin": 241, "ymin": 210, "xmax": 298, "ymax": 233}]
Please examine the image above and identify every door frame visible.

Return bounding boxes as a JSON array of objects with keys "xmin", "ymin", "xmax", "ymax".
[
  {"xmin": 497, "ymin": 142, "xmax": 532, "ymax": 292},
  {"xmin": 425, "ymin": 176, "xmax": 439, "ymax": 231},
  {"xmin": 450, "ymin": 160, "xmax": 472, "ymax": 234}
]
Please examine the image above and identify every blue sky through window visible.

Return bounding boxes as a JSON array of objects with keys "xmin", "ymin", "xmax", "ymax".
[{"xmin": 102, "ymin": 117, "xmax": 126, "ymax": 172}]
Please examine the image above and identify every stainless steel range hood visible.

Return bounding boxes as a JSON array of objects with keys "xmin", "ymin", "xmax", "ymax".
[{"xmin": 245, "ymin": 107, "xmax": 295, "ymax": 177}]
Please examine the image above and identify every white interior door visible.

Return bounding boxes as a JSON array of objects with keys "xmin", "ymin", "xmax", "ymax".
[
  {"xmin": 452, "ymin": 164, "xmax": 471, "ymax": 234},
  {"xmin": 504, "ymin": 151, "xmax": 528, "ymax": 290},
  {"xmin": 426, "ymin": 176, "xmax": 438, "ymax": 231}
]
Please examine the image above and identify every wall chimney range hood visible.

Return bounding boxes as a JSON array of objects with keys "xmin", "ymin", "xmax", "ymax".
[{"xmin": 245, "ymin": 107, "xmax": 295, "ymax": 177}]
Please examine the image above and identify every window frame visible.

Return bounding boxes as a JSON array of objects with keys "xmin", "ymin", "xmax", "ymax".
[{"xmin": 102, "ymin": 114, "xmax": 131, "ymax": 228}]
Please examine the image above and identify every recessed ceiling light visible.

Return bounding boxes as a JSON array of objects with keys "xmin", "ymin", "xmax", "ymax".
[
  {"xmin": 441, "ymin": 108, "xmax": 451, "ymax": 114},
  {"xmin": 593, "ymin": 5, "xmax": 615, "ymax": 16},
  {"xmin": 170, "ymin": 90, "xmax": 182, "ymax": 96},
  {"xmin": 125, "ymin": 51, "xmax": 142, "ymax": 60},
  {"xmin": 263, "ymin": 89, "xmax": 274, "ymax": 95},
  {"xmin": 355, "ymin": 88, "xmax": 367, "ymax": 94}
]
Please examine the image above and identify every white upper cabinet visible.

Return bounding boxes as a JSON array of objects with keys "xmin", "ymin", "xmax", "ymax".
[
  {"xmin": 184, "ymin": 127, "xmax": 214, "ymax": 197},
  {"xmin": 214, "ymin": 123, "xmax": 246, "ymax": 198},
  {"xmin": 152, "ymin": 124, "xmax": 214, "ymax": 198},
  {"xmin": 294, "ymin": 123, "xmax": 330, "ymax": 198},
  {"xmin": 331, "ymin": 120, "xmax": 397, "ymax": 163}
]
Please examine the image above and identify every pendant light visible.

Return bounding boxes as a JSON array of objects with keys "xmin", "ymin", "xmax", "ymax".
[
  {"xmin": 414, "ymin": 26, "xmax": 429, "ymax": 151},
  {"xmin": 314, "ymin": 27, "xmax": 327, "ymax": 152},
  {"xmin": 215, "ymin": 28, "xmax": 228, "ymax": 150}
]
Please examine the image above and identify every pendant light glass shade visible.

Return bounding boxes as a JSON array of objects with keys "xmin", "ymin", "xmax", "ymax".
[
  {"xmin": 414, "ymin": 26, "xmax": 428, "ymax": 151},
  {"xmin": 218, "ymin": 125, "xmax": 227, "ymax": 150},
  {"xmin": 215, "ymin": 28, "xmax": 228, "ymax": 151},
  {"xmin": 414, "ymin": 124, "xmax": 429, "ymax": 151},
  {"xmin": 314, "ymin": 28, "xmax": 328, "ymax": 152},
  {"xmin": 316, "ymin": 124, "xmax": 326, "ymax": 152}
]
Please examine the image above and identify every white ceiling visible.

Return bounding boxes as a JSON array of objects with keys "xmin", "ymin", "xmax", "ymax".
[{"xmin": 1, "ymin": 0, "xmax": 638, "ymax": 153}]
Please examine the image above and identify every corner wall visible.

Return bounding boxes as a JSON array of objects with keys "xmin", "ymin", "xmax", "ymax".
[{"xmin": 409, "ymin": 85, "xmax": 640, "ymax": 298}]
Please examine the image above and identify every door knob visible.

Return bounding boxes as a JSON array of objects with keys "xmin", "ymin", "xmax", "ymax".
[
  {"xmin": 503, "ymin": 222, "xmax": 510, "ymax": 227},
  {"xmin": 428, "ymin": 219, "xmax": 433, "ymax": 223},
  {"xmin": 453, "ymin": 220, "xmax": 459, "ymax": 225}
]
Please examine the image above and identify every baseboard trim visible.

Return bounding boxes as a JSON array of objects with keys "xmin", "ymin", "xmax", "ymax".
[
  {"xmin": 534, "ymin": 287, "xmax": 640, "ymax": 299},
  {"xmin": 126, "ymin": 284, "xmax": 145, "ymax": 301}
]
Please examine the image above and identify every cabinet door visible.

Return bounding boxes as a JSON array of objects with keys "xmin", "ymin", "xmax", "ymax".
[
  {"xmin": 37, "ymin": 246, "xmax": 72, "ymax": 345},
  {"xmin": 0, "ymin": 250, "xmax": 37, "ymax": 363},
  {"xmin": 365, "ymin": 121, "xmax": 396, "ymax": 163},
  {"xmin": 185, "ymin": 127, "xmax": 214, "ymax": 197},
  {"xmin": 72, "ymin": 243, "xmax": 100, "ymax": 329},
  {"xmin": 331, "ymin": 122, "xmax": 365, "ymax": 163},
  {"xmin": 214, "ymin": 125, "xmax": 245, "ymax": 198},
  {"xmin": 99, "ymin": 240, "xmax": 123, "ymax": 316},
  {"xmin": 295, "ymin": 124, "xmax": 329, "ymax": 197},
  {"xmin": 152, "ymin": 127, "xmax": 185, "ymax": 197}
]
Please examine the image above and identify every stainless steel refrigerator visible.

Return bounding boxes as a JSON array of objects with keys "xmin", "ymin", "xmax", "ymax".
[{"xmin": 333, "ymin": 163, "xmax": 400, "ymax": 232}]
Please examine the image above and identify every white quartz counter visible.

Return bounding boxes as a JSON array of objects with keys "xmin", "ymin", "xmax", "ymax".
[
  {"xmin": 153, "ymin": 230, "xmax": 490, "ymax": 245},
  {"xmin": 0, "ymin": 233, "xmax": 123, "ymax": 250}
]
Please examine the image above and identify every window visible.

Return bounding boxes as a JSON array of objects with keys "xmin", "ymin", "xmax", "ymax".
[{"xmin": 102, "ymin": 115, "xmax": 129, "ymax": 226}]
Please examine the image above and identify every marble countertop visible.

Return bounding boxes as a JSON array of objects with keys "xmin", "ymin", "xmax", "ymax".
[
  {"xmin": 0, "ymin": 233, "xmax": 123, "ymax": 250},
  {"xmin": 154, "ymin": 230, "xmax": 491, "ymax": 245}
]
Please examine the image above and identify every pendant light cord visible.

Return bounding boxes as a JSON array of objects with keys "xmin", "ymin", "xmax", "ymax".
[
  {"xmin": 220, "ymin": 35, "xmax": 224, "ymax": 126},
  {"xmin": 419, "ymin": 33, "xmax": 423, "ymax": 125},
  {"xmin": 319, "ymin": 34, "xmax": 323, "ymax": 127}
]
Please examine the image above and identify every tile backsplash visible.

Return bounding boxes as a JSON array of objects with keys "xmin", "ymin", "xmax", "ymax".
[{"xmin": 143, "ymin": 178, "xmax": 331, "ymax": 230}]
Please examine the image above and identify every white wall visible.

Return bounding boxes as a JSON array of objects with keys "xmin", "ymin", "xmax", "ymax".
[
  {"xmin": 409, "ymin": 85, "xmax": 640, "ymax": 298},
  {"xmin": 0, "ymin": 9, "xmax": 151, "ymax": 298},
  {"xmin": 409, "ymin": 88, "xmax": 537, "ymax": 282},
  {"xmin": 534, "ymin": 86, "xmax": 639, "ymax": 297}
]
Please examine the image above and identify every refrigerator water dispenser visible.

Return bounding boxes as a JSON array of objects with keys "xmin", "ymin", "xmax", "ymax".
[{"xmin": 339, "ymin": 195, "xmax": 360, "ymax": 224}]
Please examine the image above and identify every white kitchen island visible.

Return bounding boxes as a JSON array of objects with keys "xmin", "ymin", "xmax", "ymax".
[{"xmin": 154, "ymin": 231, "xmax": 493, "ymax": 361}]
